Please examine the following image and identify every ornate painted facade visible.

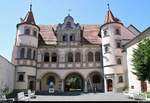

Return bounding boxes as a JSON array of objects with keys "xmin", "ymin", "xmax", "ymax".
[{"xmin": 11, "ymin": 5, "xmax": 140, "ymax": 93}]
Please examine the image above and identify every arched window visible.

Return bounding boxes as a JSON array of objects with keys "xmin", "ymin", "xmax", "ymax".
[
  {"xmin": 88, "ymin": 52, "xmax": 93, "ymax": 62},
  {"xmin": 51, "ymin": 53, "xmax": 57, "ymax": 62},
  {"xmin": 118, "ymin": 76, "xmax": 123, "ymax": 83},
  {"xmin": 93, "ymin": 75, "xmax": 101, "ymax": 83},
  {"xmin": 18, "ymin": 72, "xmax": 25, "ymax": 82},
  {"xmin": 33, "ymin": 50, "xmax": 36, "ymax": 60},
  {"xmin": 27, "ymin": 48, "xmax": 32, "ymax": 59},
  {"xmin": 95, "ymin": 52, "xmax": 100, "ymax": 62},
  {"xmin": 68, "ymin": 52, "xmax": 73, "ymax": 62},
  {"xmin": 70, "ymin": 34, "xmax": 75, "ymax": 42},
  {"xmin": 47, "ymin": 76, "xmax": 55, "ymax": 85},
  {"xmin": 63, "ymin": 35, "xmax": 68, "ymax": 42},
  {"xmin": 24, "ymin": 28, "xmax": 30, "ymax": 35},
  {"xmin": 44, "ymin": 52, "xmax": 49, "ymax": 62},
  {"xmin": 33, "ymin": 30, "xmax": 37, "ymax": 37},
  {"xmin": 75, "ymin": 52, "xmax": 81, "ymax": 62},
  {"xmin": 117, "ymin": 58, "xmax": 121, "ymax": 64},
  {"xmin": 20, "ymin": 48, "xmax": 25, "ymax": 59}
]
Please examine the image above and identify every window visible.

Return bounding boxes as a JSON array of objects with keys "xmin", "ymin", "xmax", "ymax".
[
  {"xmin": 18, "ymin": 72, "xmax": 25, "ymax": 82},
  {"xmin": 44, "ymin": 52, "xmax": 49, "ymax": 62},
  {"xmin": 63, "ymin": 35, "xmax": 68, "ymax": 42},
  {"xmin": 68, "ymin": 52, "xmax": 73, "ymax": 62},
  {"xmin": 75, "ymin": 52, "xmax": 81, "ymax": 62},
  {"xmin": 116, "ymin": 58, "xmax": 121, "ymax": 64},
  {"xmin": 70, "ymin": 34, "xmax": 75, "ymax": 41},
  {"xmin": 88, "ymin": 52, "xmax": 93, "ymax": 62},
  {"xmin": 51, "ymin": 53, "xmax": 57, "ymax": 62},
  {"xmin": 104, "ymin": 30, "xmax": 108, "ymax": 37},
  {"xmin": 93, "ymin": 75, "xmax": 101, "ymax": 83},
  {"xmin": 95, "ymin": 52, "xmax": 100, "ymax": 62},
  {"xmin": 116, "ymin": 29, "xmax": 120, "ymax": 35},
  {"xmin": 104, "ymin": 44, "xmax": 110, "ymax": 53},
  {"xmin": 66, "ymin": 22, "xmax": 71, "ymax": 28},
  {"xmin": 47, "ymin": 76, "xmax": 55, "ymax": 85},
  {"xmin": 20, "ymin": 48, "xmax": 25, "ymax": 59},
  {"xmin": 33, "ymin": 50, "xmax": 36, "ymax": 60},
  {"xmin": 33, "ymin": 30, "xmax": 37, "ymax": 37},
  {"xmin": 116, "ymin": 41, "xmax": 121, "ymax": 48},
  {"xmin": 24, "ymin": 28, "xmax": 30, "ymax": 35},
  {"xmin": 27, "ymin": 48, "xmax": 32, "ymax": 59},
  {"xmin": 118, "ymin": 76, "xmax": 123, "ymax": 83}
]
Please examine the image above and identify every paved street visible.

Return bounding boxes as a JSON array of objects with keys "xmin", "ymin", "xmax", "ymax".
[{"xmin": 29, "ymin": 93, "xmax": 139, "ymax": 101}]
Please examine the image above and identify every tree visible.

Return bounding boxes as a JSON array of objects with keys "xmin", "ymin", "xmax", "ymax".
[{"xmin": 132, "ymin": 38, "xmax": 150, "ymax": 92}]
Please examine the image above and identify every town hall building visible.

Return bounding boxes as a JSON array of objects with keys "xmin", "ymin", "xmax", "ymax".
[{"xmin": 8, "ymin": 5, "xmax": 141, "ymax": 93}]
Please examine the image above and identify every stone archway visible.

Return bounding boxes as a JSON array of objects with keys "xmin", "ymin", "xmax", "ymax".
[
  {"xmin": 87, "ymin": 71, "xmax": 104, "ymax": 92},
  {"xmin": 64, "ymin": 73, "xmax": 84, "ymax": 92},
  {"xmin": 40, "ymin": 72, "xmax": 61, "ymax": 92}
]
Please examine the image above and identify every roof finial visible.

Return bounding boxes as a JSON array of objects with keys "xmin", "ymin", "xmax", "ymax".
[
  {"xmin": 68, "ymin": 9, "xmax": 72, "ymax": 16},
  {"xmin": 30, "ymin": 4, "xmax": 32, "ymax": 11},
  {"xmin": 107, "ymin": 3, "xmax": 110, "ymax": 10}
]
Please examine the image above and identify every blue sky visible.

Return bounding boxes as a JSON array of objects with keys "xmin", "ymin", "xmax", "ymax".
[{"xmin": 0, "ymin": 0, "xmax": 150, "ymax": 61}]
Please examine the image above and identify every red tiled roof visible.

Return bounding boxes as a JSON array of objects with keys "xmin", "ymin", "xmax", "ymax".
[{"xmin": 38, "ymin": 25, "xmax": 101, "ymax": 45}]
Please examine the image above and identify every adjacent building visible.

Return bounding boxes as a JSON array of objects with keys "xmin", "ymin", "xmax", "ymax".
[
  {"xmin": 124, "ymin": 27, "xmax": 150, "ymax": 93},
  {"xmin": 0, "ymin": 55, "xmax": 15, "ymax": 93}
]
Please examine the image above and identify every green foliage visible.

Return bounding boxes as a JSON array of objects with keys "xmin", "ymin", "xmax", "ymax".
[
  {"xmin": 132, "ymin": 38, "xmax": 150, "ymax": 81},
  {"xmin": 66, "ymin": 75, "xmax": 82, "ymax": 89}
]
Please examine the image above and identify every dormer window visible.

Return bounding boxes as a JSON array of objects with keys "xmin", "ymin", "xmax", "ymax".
[
  {"xmin": 63, "ymin": 34, "xmax": 68, "ymax": 42},
  {"xmin": 70, "ymin": 34, "xmax": 75, "ymax": 42},
  {"xmin": 66, "ymin": 22, "xmax": 71, "ymax": 28}
]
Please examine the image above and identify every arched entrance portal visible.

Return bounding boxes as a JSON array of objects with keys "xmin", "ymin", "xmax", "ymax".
[
  {"xmin": 87, "ymin": 72, "xmax": 104, "ymax": 92},
  {"xmin": 64, "ymin": 73, "xmax": 84, "ymax": 92},
  {"xmin": 41, "ymin": 72, "xmax": 61, "ymax": 92},
  {"xmin": 107, "ymin": 79, "xmax": 113, "ymax": 92}
]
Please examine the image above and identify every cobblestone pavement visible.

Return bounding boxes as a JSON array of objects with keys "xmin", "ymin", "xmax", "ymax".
[{"xmin": 29, "ymin": 93, "xmax": 142, "ymax": 101}]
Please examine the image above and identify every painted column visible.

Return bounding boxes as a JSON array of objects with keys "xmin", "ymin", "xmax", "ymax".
[
  {"xmin": 61, "ymin": 79, "xmax": 64, "ymax": 92},
  {"xmin": 84, "ymin": 79, "xmax": 88, "ymax": 93}
]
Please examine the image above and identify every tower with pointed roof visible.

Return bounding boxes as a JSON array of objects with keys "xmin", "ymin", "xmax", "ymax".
[
  {"xmin": 100, "ymin": 5, "xmax": 136, "ymax": 92},
  {"xmin": 12, "ymin": 4, "xmax": 40, "ymax": 91}
]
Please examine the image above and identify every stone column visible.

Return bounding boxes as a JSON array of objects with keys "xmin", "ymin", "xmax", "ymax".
[
  {"xmin": 61, "ymin": 79, "xmax": 64, "ymax": 92},
  {"xmin": 84, "ymin": 79, "xmax": 88, "ymax": 93}
]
